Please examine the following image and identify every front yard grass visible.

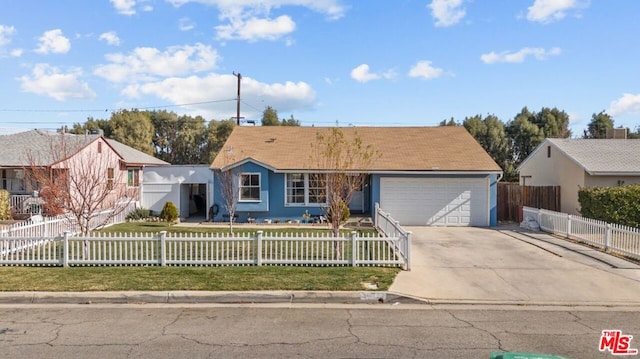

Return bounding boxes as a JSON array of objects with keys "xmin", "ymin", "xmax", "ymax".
[
  {"xmin": 0, "ymin": 221, "xmax": 400, "ymax": 292},
  {"xmin": 0, "ymin": 266, "xmax": 399, "ymax": 291}
]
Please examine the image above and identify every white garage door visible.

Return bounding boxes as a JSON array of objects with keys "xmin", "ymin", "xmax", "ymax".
[{"xmin": 380, "ymin": 178, "xmax": 489, "ymax": 226}]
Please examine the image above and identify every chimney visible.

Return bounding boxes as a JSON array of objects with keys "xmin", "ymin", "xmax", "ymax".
[{"xmin": 605, "ymin": 128, "xmax": 627, "ymax": 139}]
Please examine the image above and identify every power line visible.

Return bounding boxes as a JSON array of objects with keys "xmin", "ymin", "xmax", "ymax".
[{"xmin": 0, "ymin": 98, "xmax": 236, "ymax": 114}]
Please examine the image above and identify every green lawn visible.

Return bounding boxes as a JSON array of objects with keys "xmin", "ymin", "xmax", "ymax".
[
  {"xmin": 0, "ymin": 266, "xmax": 399, "ymax": 291},
  {"xmin": 102, "ymin": 221, "xmax": 377, "ymax": 236},
  {"xmin": 0, "ymin": 221, "xmax": 400, "ymax": 292}
]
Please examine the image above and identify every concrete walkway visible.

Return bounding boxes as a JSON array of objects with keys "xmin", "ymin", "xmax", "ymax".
[{"xmin": 389, "ymin": 226, "xmax": 640, "ymax": 305}]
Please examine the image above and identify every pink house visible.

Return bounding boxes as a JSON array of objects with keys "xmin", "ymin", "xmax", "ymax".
[{"xmin": 0, "ymin": 130, "xmax": 167, "ymax": 215}]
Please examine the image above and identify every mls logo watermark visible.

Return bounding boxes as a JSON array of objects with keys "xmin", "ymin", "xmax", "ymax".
[{"xmin": 599, "ymin": 330, "xmax": 638, "ymax": 356}]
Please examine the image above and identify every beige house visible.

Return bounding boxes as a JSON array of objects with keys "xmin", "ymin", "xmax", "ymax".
[{"xmin": 517, "ymin": 138, "xmax": 640, "ymax": 215}]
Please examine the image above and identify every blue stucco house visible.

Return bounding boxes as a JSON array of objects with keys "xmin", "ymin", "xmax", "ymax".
[{"xmin": 210, "ymin": 126, "xmax": 502, "ymax": 226}]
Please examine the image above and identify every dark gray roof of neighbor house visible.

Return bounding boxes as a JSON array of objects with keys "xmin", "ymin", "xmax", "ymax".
[
  {"xmin": 0, "ymin": 130, "xmax": 169, "ymax": 168},
  {"xmin": 547, "ymin": 138, "xmax": 640, "ymax": 175},
  {"xmin": 0, "ymin": 129, "xmax": 100, "ymax": 167},
  {"xmin": 106, "ymin": 139, "xmax": 169, "ymax": 166}
]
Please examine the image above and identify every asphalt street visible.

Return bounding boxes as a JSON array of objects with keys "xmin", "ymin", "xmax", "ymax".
[{"xmin": 1, "ymin": 304, "xmax": 639, "ymax": 358}]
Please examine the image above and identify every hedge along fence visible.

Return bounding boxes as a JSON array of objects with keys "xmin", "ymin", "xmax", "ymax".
[{"xmin": 578, "ymin": 185, "xmax": 640, "ymax": 228}]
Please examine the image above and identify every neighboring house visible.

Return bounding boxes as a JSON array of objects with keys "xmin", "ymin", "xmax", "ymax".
[
  {"xmin": 210, "ymin": 126, "xmax": 502, "ymax": 226},
  {"xmin": 142, "ymin": 165, "xmax": 214, "ymax": 220},
  {"xmin": 517, "ymin": 138, "xmax": 640, "ymax": 215},
  {"xmin": 0, "ymin": 130, "xmax": 167, "ymax": 213}
]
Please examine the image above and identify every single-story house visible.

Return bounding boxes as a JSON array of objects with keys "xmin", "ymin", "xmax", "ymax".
[
  {"xmin": 517, "ymin": 138, "xmax": 640, "ymax": 215},
  {"xmin": 210, "ymin": 126, "xmax": 502, "ymax": 226},
  {"xmin": 0, "ymin": 129, "xmax": 168, "ymax": 213},
  {"xmin": 142, "ymin": 165, "xmax": 214, "ymax": 220}
]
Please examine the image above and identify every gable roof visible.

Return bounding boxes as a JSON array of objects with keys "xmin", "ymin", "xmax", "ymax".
[
  {"xmin": 106, "ymin": 139, "xmax": 169, "ymax": 166},
  {"xmin": 0, "ymin": 130, "xmax": 169, "ymax": 168},
  {"xmin": 520, "ymin": 138, "xmax": 640, "ymax": 175},
  {"xmin": 0, "ymin": 130, "xmax": 101, "ymax": 167},
  {"xmin": 211, "ymin": 126, "xmax": 502, "ymax": 173}
]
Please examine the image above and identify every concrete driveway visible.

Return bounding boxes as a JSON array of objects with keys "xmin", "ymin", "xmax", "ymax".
[{"xmin": 389, "ymin": 226, "xmax": 640, "ymax": 305}]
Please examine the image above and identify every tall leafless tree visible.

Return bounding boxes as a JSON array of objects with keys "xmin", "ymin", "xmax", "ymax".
[
  {"xmin": 311, "ymin": 128, "xmax": 379, "ymax": 259},
  {"xmin": 215, "ymin": 150, "xmax": 239, "ymax": 234}
]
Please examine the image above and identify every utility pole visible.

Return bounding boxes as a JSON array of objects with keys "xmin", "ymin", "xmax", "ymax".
[{"xmin": 233, "ymin": 72, "xmax": 242, "ymax": 125}]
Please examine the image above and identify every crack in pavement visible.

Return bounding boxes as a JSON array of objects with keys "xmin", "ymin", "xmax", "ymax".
[{"xmin": 447, "ymin": 310, "xmax": 505, "ymax": 352}]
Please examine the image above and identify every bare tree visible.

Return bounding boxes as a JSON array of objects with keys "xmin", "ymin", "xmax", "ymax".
[
  {"xmin": 25, "ymin": 133, "xmax": 133, "ymax": 235},
  {"xmin": 215, "ymin": 150, "xmax": 239, "ymax": 234},
  {"xmin": 311, "ymin": 128, "xmax": 379, "ymax": 241}
]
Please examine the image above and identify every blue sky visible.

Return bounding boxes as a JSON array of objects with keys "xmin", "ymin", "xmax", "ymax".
[{"xmin": 1, "ymin": 0, "xmax": 639, "ymax": 135}]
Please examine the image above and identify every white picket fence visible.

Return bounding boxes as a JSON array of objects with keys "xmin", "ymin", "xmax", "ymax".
[
  {"xmin": 374, "ymin": 203, "xmax": 411, "ymax": 270},
  {"xmin": 0, "ymin": 202, "xmax": 136, "ymax": 238},
  {"xmin": 0, "ymin": 230, "xmax": 407, "ymax": 268},
  {"xmin": 523, "ymin": 206, "xmax": 640, "ymax": 261}
]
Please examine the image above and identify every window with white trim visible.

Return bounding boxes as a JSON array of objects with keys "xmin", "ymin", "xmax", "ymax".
[
  {"xmin": 285, "ymin": 173, "xmax": 327, "ymax": 206},
  {"xmin": 127, "ymin": 169, "xmax": 140, "ymax": 187},
  {"xmin": 239, "ymin": 173, "xmax": 261, "ymax": 201}
]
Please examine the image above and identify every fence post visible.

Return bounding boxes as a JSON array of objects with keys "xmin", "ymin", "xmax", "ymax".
[
  {"xmin": 405, "ymin": 231, "xmax": 412, "ymax": 271},
  {"xmin": 351, "ymin": 231, "xmax": 358, "ymax": 267},
  {"xmin": 159, "ymin": 231, "xmax": 167, "ymax": 266},
  {"xmin": 537, "ymin": 209, "xmax": 542, "ymax": 229},
  {"xmin": 257, "ymin": 231, "xmax": 263, "ymax": 266},
  {"xmin": 605, "ymin": 224, "xmax": 611, "ymax": 251},
  {"xmin": 567, "ymin": 214, "xmax": 572, "ymax": 238},
  {"xmin": 62, "ymin": 231, "xmax": 69, "ymax": 267}
]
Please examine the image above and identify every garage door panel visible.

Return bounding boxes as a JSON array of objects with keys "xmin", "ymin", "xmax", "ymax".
[{"xmin": 380, "ymin": 178, "xmax": 488, "ymax": 226}]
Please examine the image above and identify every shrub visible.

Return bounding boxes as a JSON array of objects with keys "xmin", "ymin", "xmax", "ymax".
[
  {"xmin": 0, "ymin": 190, "xmax": 10, "ymax": 220},
  {"xmin": 126, "ymin": 208, "xmax": 151, "ymax": 221},
  {"xmin": 578, "ymin": 185, "xmax": 640, "ymax": 227},
  {"xmin": 159, "ymin": 201, "xmax": 179, "ymax": 223}
]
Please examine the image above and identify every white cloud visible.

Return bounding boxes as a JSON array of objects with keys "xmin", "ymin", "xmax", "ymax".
[
  {"xmin": 94, "ymin": 43, "xmax": 219, "ymax": 83},
  {"xmin": 18, "ymin": 63, "xmax": 96, "ymax": 101},
  {"xmin": 408, "ymin": 60, "xmax": 445, "ymax": 79},
  {"xmin": 609, "ymin": 93, "xmax": 640, "ymax": 117},
  {"xmin": 0, "ymin": 25, "xmax": 20, "ymax": 57},
  {"xmin": 167, "ymin": 0, "xmax": 346, "ymax": 41},
  {"xmin": 10, "ymin": 48, "xmax": 23, "ymax": 57},
  {"xmin": 0, "ymin": 25, "xmax": 16, "ymax": 47},
  {"xmin": 428, "ymin": 0, "xmax": 466, "ymax": 27},
  {"xmin": 216, "ymin": 15, "xmax": 295, "ymax": 41},
  {"xmin": 350, "ymin": 64, "xmax": 395, "ymax": 83},
  {"xmin": 111, "ymin": 0, "xmax": 137, "ymax": 15},
  {"xmin": 526, "ymin": 0, "xmax": 583, "ymax": 23},
  {"xmin": 179, "ymin": 17, "xmax": 195, "ymax": 31},
  {"xmin": 166, "ymin": 0, "xmax": 347, "ymax": 20},
  {"xmin": 35, "ymin": 29, "xmax": 71, "ymax": 54},
  {"xmin": 122, "ymin": 73, "xmax": 316, "ymax": 119},
  {"xmin": 480, "ymin": 47, "xmax": 561, "ymax": 64},
  {"xmin": 99, "ymin": 31, "xmax": 121, "ymax": 46}
]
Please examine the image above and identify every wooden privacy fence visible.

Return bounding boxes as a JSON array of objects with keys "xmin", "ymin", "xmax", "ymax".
[
  {"xmin": 498, "ymin": 183, "xmax": 560, "ymax": 222},
  {"xmin": 523, "ymin": 207, "xmax": 640, "ymax": 261},
  {"xmin": 0, "ymin": 231, "xmax": 407, "ymax": 268}
]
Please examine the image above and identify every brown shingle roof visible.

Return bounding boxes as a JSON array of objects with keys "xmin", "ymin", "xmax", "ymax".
[{"xmin": 211, "ymin": 126, "xmax": 501, "ymax": 172}]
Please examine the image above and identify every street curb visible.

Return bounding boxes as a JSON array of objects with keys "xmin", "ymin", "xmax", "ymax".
[{"xmin": 0, "ymin": 291, "xmax": 426, "ymax": 305}]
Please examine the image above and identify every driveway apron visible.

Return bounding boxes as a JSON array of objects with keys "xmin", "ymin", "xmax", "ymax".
[{"xmin": 389, "ymin": 226, "xmax": 640, "ymax": 305}]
